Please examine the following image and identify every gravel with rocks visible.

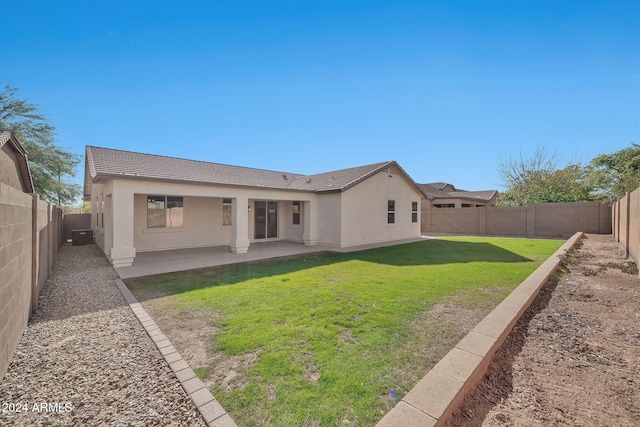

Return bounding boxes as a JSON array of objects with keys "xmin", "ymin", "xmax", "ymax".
[{"xmin": 0, "ymin": 244, "xmax": 207, "ymax": 426}]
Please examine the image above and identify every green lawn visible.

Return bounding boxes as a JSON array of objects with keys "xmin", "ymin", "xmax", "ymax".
[{"xmin": 126, "ymin": 237, "xmax": 563, "ymax": 426}]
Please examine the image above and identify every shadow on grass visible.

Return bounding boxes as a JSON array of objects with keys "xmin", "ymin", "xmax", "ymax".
[{"xmin": 126, "ymin": 239, "xmax": 531, "ymax": 301}]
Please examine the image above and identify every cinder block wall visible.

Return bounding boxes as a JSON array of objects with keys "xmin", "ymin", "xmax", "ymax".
[
  {"xmin": 614, "ymin": 189, "xmax": 640, "ymax": 265},
  {"xmin": 0, "ymin": 184, "xmax": 62, "ymax": 380},
  {"xmin": 629, "ymin": 191, "xmax": 640, "ymax": 264},
  {"xmin": 422, "ymin": 201, "xmax": 612, "ymax": 237},
  {"xmin": 0, "ymin": 183, "xmax": 33, "ymax": 380},
  {"xmin": 34, "ymin": 199, "xmax": 63, "ymax": 309},
  {"xmin": 62, "ymin": 213, "xmax": 91, "ymax": 241}
]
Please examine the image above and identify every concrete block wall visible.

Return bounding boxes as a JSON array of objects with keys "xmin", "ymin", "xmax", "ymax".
[
  {"xmin": 423, "ymin": 201, "xmax": 612, "ymax": 238},
  {"xmin": 0, "ymin": 183, "xmax": 62, "ymax": 380},
  {"xmin": 613, "ymin": 188, "xmax": 640, "ymax": 265},
  {"xmin": 62, "ymin": 213, "xmax": 91, "ymax": 241},
  {"xmin": 0, "ymin": 183, "xmax": 33, "ymax": 380}
]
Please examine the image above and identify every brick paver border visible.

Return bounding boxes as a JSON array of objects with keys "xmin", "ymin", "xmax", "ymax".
[
  {"xmin": 114, "ymin": 278, "xmax": 237, "ymax": 427},
  {"xmin": 376, "ymin": 232, "xmax": 584, "ymax": 427}
]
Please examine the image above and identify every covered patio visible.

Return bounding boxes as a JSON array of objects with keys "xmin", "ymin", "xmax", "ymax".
[{"xmin": 115, "ymin": 237, "xmax": 430, "ymax": 279}]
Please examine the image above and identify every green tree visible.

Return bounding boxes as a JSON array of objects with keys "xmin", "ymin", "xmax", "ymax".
[
  {"xmin": 497, "ymin": 147, "xmax": 594, "ymax": 206},
  {"xmin": 0, "ymin": 85, "xmax": 80, "ymax": 205},
  {"xmin": 588, "ymin": 144, "xmax": 640, "ymax": 201}
]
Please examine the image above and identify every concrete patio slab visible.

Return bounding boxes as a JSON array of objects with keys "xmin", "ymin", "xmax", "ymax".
[{"xmin": 116, "ymin": 237, "xmax": 431, "ymax": 279}]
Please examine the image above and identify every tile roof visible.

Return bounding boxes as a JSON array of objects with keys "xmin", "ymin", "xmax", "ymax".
[
  {"xmin": 417, "ymin": 183, "xmax": 451, "ymax": 198},
  {"xmin": 85, "ymin": 146, "xmax": 417, "ymax": 197},
  {"xmin": 448, "ymin": 190, "xmax": 499, "ymax": 201},
  {"xmin": 418, "ymin": 182, "xmax": 498, "ymax": 202}
]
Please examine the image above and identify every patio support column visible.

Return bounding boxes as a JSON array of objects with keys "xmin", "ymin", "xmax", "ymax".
[
  {"xmin": 303, "ymin": 200, "xmax": 318, "ymax": 246},
  {"xmin": 231, "ymin": 196, "xmax": 250, "ymax": 253},
  {"xmin": 109, "ymin": 183, "xmax": 136, "ymax": 267}
]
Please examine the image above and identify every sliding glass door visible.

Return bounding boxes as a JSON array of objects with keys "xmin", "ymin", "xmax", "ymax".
[{"xmin": 254, "ymin": 201, "xmax": 278, "ymax": 239}]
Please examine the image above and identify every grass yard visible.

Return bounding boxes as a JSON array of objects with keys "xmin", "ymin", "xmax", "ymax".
[{"xmin": 126, "ymin": 237, "xmax": 563, "ymax": 426}]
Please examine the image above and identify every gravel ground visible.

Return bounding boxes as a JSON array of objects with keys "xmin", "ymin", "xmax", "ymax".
[{"xmin": 0, "ymin": 244, "xmax": 207, "ymax": 426}]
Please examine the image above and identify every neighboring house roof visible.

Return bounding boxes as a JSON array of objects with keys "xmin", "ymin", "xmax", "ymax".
[
  {"xmin": 424, "ymin": 182, "xmax": 458, "ymax": 192},
  {"xmin": 417, "ymin": 183, "xmax": 451, "ymax": 199},
  {"xmin": 448, "ymin": 190, "xmax": 498, "ymax": 201},
  {"xmin": 0, "ymin": 129, "xmax": 35, "ymax": 193},
  {"xmin": 84, "ymin": 146, "xmax": 423, "ymax": 199},
  {"xmin": 418, "ymin": 182, "xmax": 498, "ymax": 203}
]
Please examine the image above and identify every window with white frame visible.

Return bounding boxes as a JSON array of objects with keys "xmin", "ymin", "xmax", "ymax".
[
  {"xmin": 387, "ymin": 200, "xmax": 395, "ymax": 224},
  {"xmin": 147, "ymin": 195, "xmax": 184, "ymax": 228},
  {"xmin": 223, "ymin": 198, "xmax": 232, "ymax": 226},
  {"xmin": 412, "ymin": 201, "xmax": 418, "ymax": 223}
]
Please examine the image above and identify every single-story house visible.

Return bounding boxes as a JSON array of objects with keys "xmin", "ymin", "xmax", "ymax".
[
  {"xmin": 418, "ymin": 182, "xmax": 498, "ymax": 208},
  {"xmin": 84, "ymin": 146, "xmax": 424, "ymax": 267},
  {"xmin": 0, "ymin": 129, "xmax": 34, "ymax": 193}
]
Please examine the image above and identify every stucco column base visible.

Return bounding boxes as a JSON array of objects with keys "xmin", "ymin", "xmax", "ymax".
[
  {"xmin": 303, "ymin": 235, "xmax": 318, "ymax": 246},
  {"xmin": 110, "ymin": 246, "xmax": 136, "ymax": 268},
  {"xmin": 230, "ymin": 239, "xmax": 250, "ymax": 254}
]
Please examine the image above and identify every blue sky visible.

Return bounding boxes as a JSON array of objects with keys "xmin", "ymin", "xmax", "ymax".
[{"xmin": 2, "ymin": 1, "xmax": 638, "ymax": 196}]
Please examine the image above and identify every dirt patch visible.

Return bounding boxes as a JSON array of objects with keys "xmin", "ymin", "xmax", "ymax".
[
  {"xmin": 203, "ymin": 351, "xmax": 259, "ymax": 392},
  {"xmin": 141, "ymin": 298, "xmax": 220, "ymax": 369},
  {"xmin": 449, "ymin": 234, "xmax": 640, "ymax": 426},
  {"xmin": 139, "ymin": 296, "xmax": 259, "ymax": 393},
  {"xmin": 410, "ymin": 302, "xmax": 488, "ymax": 356}
]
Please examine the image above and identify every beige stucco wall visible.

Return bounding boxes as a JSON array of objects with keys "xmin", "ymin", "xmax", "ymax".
[
  {"xmin": 316, "ymin": 192, "xmax": 342, "ymax": 246},
  {"xmin": 92, "ymin": 170, "xmax": 422, "ymax": 264},
  {"xmin": 278, "ymin": 201, "xmax": 305, "ymax": 243},
  {"xmin": 340, "ymin": 169, "xmax": 422, "ymax": 247},
  {"xmin": 92, "ymin": 178, "xmax": 317, "ymax": 264},
  {"xmin": 134, "ymin": 195, "xmax": 232, "ymax": 252}
]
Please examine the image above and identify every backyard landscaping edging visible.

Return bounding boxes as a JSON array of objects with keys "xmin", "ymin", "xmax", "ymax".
[
  {"xmin": 376, "ymin": 231, "xmax": 584, "ymax": 427},
  {"xmin": 113, "ymin": 279, "xmax": 238, "ymax": 427}
]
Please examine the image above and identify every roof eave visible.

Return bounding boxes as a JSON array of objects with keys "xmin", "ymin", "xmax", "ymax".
[{"xmin": 90, "ymin": 172, "xmax": 318, "ymax": 194}]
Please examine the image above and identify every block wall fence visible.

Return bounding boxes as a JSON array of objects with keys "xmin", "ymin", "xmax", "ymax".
[
  {"xmin": 0, "ymin": 183, "xmax": 62, "ymax": 380},
  {"xmin": 422, "ymin": 201, "xmax": 612, "ymax": 237},
  {"xmin": 612, "ymin": 188, "xmax": 640, "ymax": 266}
]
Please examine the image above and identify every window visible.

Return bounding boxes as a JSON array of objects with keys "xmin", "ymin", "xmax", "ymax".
[
  {"xmin": 434, "ymin": 204, "xmax": 455, "ymax": 208},
  {"xmin": 147, "ymin": 195, "xmax": 183, "ymax": 228},
  {"xmin": 223, "ymin": 198, "xmax": 232, "ymax": 226},
  {"xmin": 292, "ymin": 201, "xmax": 301, "ymax": 225},
  {"xmin": 412, "ymin": 201, "xmax": 418, "ymax": 223},
  {"xmin": 387, "ymin": 200, "xmax": 395, "ymax": 224}
]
